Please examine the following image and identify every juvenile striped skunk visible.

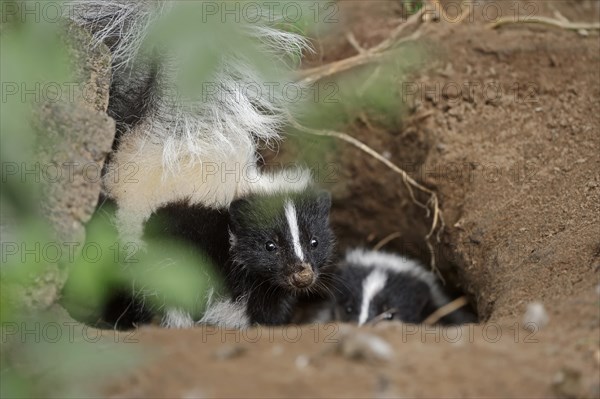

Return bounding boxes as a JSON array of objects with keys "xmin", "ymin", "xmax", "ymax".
[
  {"xmin": 102, "ymin": 175, "xmax": 336, "ymax": 328},
  {"xmin": 66, "ymin": 1, "xmax": 311, "ymax": 247},
  {"xmin": 335, "ymin": 249, "xmax": 476, "ymax": 325},
  {"xmin": 224, "ymin": 185, "xmax": 336, "ymax": 326}
]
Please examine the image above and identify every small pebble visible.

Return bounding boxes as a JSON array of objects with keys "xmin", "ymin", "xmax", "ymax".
[
  {"xmin": 295, "ymin": 354, "xmax": 310, "ymax": 369},
  {"xmin": 213, "ymin": 344, "xmax": 246, "ymax": 360},
  {"xmin": 339, "ymin": 332, "xmax": 394, "ymax": 362},
  {"xmin": 523, "ymin": 302, "xmax": 549, "ymax": 332},
  {"xmin": 181, "ymin": 388, "xmax": 206, "ymax": 399}
]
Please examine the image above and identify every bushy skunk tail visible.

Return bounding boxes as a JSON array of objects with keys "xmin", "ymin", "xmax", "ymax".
[{"xmin": 67, "ymin": 0, "xmax": 310, "ymax": 172}]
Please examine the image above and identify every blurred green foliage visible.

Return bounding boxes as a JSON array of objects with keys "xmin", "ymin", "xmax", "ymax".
[
  {"xmin": 1, "ymin": 0, "xmax": 71, "ymax": 217},
  {"xmin": 298, "ymin": 48, "xmax": 423, "ymax": 131},
  {"xmin": 1, "ymin": 1, "xmax": 142, "ymax": 396},
  {"xmin": 405, "ymin": 0, "xmax": 425, "ymax": 15},
  {"xmin": 61, "ymin": 203, "xmax": 225, "ymax": 325},
  {"xmin": 1, "ymin": 0, "xmax": 72, "ymax": 323}
]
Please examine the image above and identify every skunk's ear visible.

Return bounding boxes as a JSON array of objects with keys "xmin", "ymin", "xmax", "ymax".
[
  {"xmin": 316, "ymin": 190, "xmax": 332, "ymax": 215},
  {"xmin": 228, "ymin": 228, "xmax": 237, "ymax": 247}
]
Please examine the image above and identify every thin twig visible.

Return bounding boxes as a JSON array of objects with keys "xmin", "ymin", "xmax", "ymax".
[
  {"xmin": 487, "ymin": 16, "xmax": 600, "ymax": 31},
  {"xmin": 289, "ymin": 119, "xmax": 431, "ymax": 207},
  {"xmin": 289, "ymin": 118, "xmax": 445, "ymax": 279},
  {"xmin": 345, "ymin": 31, "xmax": 366, "ymax": 54},
  {"xmin": 552, "ymin": 10, "xmax": 569, "ymax": 24},
  {"xmin": 373, "ymin": 232, "xmax": 402, "ymax": 251},
  {"xmin": 371, "ymin": 7, "xmax": 425, "ymax": 53},
  {"xmin": 413, "ymin": 110, "xmax": 434, "ymax": 122},
  {"xmin": 423, "ymin": 296, "xmax": 468, "ymax": 325},
  {"xmin": 365, "ymin": 308, "xmax": 399, "ymax": 326},
  {"xmin": 297, "ymin": 52, "xmax": 389, "ymax": 85},
  {"xmin": 296, "ymin": 9, "xmax": 425, "ymax": 85}
]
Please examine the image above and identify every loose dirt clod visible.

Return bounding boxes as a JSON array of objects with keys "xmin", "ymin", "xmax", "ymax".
[
  {"xmin": 338, "ymin": 332, "xmax": 395, "ymax": 363},
  {"xmin": 523, "ymin": 302, "xmax": 550, "ymax": 332},
  {"xmin": 295, "ymin": 355, "xmax": 310, "ymax": 369},
  {"xmin": 213, "ymin": 344, "xmax": 246, "ymax": 361}
]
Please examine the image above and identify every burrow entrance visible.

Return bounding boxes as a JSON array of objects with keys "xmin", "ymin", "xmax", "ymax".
[{"xmin": 261, "ymin": 115, "xmax": 480, "ymax": 323}]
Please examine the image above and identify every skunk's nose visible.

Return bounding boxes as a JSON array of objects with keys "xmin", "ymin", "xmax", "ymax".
[{"xmin": 290, "ymin": 263, "xmax": 315, "ymax": 288}]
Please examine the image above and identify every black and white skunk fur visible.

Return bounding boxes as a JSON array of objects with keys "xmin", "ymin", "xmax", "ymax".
[
  {"xmin": 66, "ymin": 1, "xmax": 322, "ymax": 328},
  {"xmin": 103, "ymin": 182, "xmax": 336, "ymax": 329},
  {"xmin": 224, "ymin": 188, "xmax": 335, "ymax": 326},
  {"xmin": 66, "ymin": 1, "xmax": 310, "ymax": 246},
  {"xmin": 334, "ymin": 249, "xmax": 476, "ymax": 325}
]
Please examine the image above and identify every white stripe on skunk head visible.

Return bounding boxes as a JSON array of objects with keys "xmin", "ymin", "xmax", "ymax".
[
  {"xmin": 284, "ymin": 200, "xmax": 305, "ymax": 262},
  {"xmin": 358, "ymin": 269, "xmax": 388, "ymax": 325},
  {"xmin": 228, "ymin": 188, "xmax": 334, "ymax": 292},
  {"xmin": 336, "ymin": 249, "xmax": 451, "ymax": 325}
]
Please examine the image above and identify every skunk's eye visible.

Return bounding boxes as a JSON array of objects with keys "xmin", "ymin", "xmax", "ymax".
[
  {"xmin": 345, "ymin": 306, "xmax": 353, "ymax": 314},
  {"xmin": 310, "ymin": 238, "xmax": 318, "ymax": 248},
  {"xmin": 265, "ymin": 241, "xmax": 277, "ymax": 252}
]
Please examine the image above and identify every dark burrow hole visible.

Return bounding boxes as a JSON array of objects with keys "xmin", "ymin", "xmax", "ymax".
[{"xmin": 262, "ymin": 119, "xmax": 480, "ymax": 325}]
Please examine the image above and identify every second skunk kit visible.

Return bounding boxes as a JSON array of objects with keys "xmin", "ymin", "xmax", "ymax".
[{"xmin": 63, "ymin": 0, "xmax": 475, "ymax": 329}]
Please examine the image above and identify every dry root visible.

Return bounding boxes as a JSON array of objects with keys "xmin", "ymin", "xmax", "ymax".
[
  {"xmin": 487, "ymin": 16, "xmax": 600, "ymax": 31},
  {"xmin": 296, "ymin": 6, "xmax": 425, "ymax": 85},
  {"xmin": 423, "ymin": 296, "xmax": 469, "ymax": 325},
  {"xmin": 292, "ymin": 2, "xmax": 454, "ymax": 278},
  {"xmin": 288, "ymin": 118, "xmax": 446, "ymax": 282},
  {"xmin": 373, "ymin": 232, "xmax": 403, "ymax": 251}
]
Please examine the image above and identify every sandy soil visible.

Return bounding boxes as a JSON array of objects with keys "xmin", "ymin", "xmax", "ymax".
[
  {"xmin": 41, "ymin": 1, "xmax": 600, "ymax": 397},
  {"xmin": 100, "ymin": 284, "xmax": 599, "ymax": 398}
]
